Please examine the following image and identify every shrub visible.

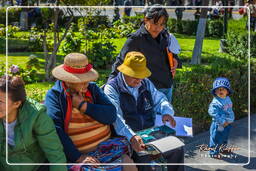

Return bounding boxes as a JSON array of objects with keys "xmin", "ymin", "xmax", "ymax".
[
  {"xmin": 182, "ymin": 20, "xmax": 197, "ymax": 35},
  {"xmin": 25, "ymin": 82, "xmax": 54, "ymax": 103},
  {"xmin": 175, "ymin": 20, "xmax": 183, "ymax": 34},
  {"xmin": 60, "ymin": 30, "xmax": 82, "ymax": 54},
  {"xmin": 122, "ymin": 14, "xmax": 143, "ymax": 29},
  {"xmin": 0, "ymin": 37, "xmax": 4, "ymax": 53},
  {"xmin": 0, "ymin": 65, "xmax": 5, "ymax": 76},
  {"xmin": 86, "ymin": 39, "xmax": 116, "ymax": 69},
  {"xmin": 78, "ymin": 11, "xmax": 110, "ymax": 31},
  {"xmin": 28, "ymin": 28, "xmax": 43, "ymax": 52},
  {"xmin": 112, "ymin": 19, "xmax": 136, "ymax": 38},
  {"xmin": 0, "ymin": 24, "xmax": 5, "ymax": 37},
  {"xmin": 228, "ymin": 18, "xmax": 247, "ymax": 34},
  {"xmin": 226, "ymin": 31, "xmax": 256, "ymax": 59},
  {"xmin": 0, "ymin": 8, "xmax": 21, "ymax": 25},
  {"xmin": 167, "ymin": 18, "xmax": 177, "ymax": 33},
  {"xmin": 84, "ymin": 29, "xmax": 100, "ymax": 39},
  {"xmin": 2, "ymin": 55, "xmax": 41, "ymax": 83},
  {"xmin": 7, "ymin": 25, "xmax": 21, "ymax": 38},
  {"xmin": 26, "ymin": 54, "xmax": 41, "ymax": 70},
  {"xmin": 101, "ymin": 27, "xmax": 120, "ymax": 39},
  {"xmin": 208, "ymin": 19, "xmax": 223, "ymax": 38}
]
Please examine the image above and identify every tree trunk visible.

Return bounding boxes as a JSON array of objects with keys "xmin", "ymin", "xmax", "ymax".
[
  {"xmin": 191, "ymin": 0, "xmax": 209, "ymax": 64},
  {"xmin": 42, "ymin": 31, "xmax": 49, "ymax": 72},
  {"xmin": 45, "ymin": 9, "xmax": 59, "ymax": 81},
  {"xmin": 45, "ymin": 8, "xmax": 74, "ymax": 81}
]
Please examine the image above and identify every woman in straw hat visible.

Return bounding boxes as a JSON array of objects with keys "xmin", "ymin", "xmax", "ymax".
[{"xmin": 44, "ymin": 53, "xmax": 137, "ymax": 171}]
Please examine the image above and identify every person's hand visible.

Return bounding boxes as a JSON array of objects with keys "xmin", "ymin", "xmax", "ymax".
[
  {"xmin": 223, "ymin": 122, "xmax": 229, "ymax": 127},
  {"xmin": 77, "ymin": 155, "xmax": 100, "ymax": 168},
  {"xmin": 71, "ymin": 92, "xmax": 87, "ymax": 111},
  {"xmin": 130, "ymin": 135, "xmax": 145, "ymax": 152},
  {"xmin": 162, "ymin": 114, "xmax": 176, "ymax": 128}
]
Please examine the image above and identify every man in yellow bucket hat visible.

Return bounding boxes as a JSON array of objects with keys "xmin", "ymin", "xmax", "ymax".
[{"xmin": 104, "ymin": 51, "xmax": 184, "ymax": 171}]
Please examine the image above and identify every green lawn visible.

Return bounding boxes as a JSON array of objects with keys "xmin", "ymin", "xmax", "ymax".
[{"xmin": 111, "ymin": 38, "xmax": 127, "ymax": 53}]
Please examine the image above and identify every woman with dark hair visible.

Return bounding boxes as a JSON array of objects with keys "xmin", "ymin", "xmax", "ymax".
[
  {"xmin": 109, "ymin": 4, "xmax": 182, "ymax": 102},
  {"xmin": 0, "ymin": 76, "xmax": 67, "ymax": 171}
]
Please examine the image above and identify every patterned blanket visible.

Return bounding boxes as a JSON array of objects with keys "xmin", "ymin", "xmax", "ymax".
[{"xmin": 68, "ymin": 137, "xmax": 131, "ymax": 171}]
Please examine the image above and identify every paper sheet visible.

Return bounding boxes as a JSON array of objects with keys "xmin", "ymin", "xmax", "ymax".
[{"xmin": 154, "ymin": 115, "xmax": 193, "ymax": 137}]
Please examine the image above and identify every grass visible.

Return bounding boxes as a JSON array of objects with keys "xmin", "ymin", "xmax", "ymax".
[
  {"xmin": 111, "ymin": 38, "xmax": 127, "ymax": 53},
  {"xmin": 0, "ymin": 52, "xmax": 65, "ymax": 69},
  {"xmin": 0, "ymin": 38, "xmax": 29, "ymax": 51}
]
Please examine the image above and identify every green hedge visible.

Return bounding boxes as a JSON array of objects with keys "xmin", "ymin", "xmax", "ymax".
[
  {"xmin": 0, "ymin": 8, "xmax": 21, "ymax": 25},
  {"xmin": 0, "ymin": 37, "xmax": 4, "ymax": 53},
  {"xmin": 226, "ymin": 30, "xmax": 256, "ymax": 59},
  {"xmin": 208, "ymin": 20, "xmax": 223, "ymax": 37},
  {"xmin": 122, "ymin": 14, "xmax": 143, "ymax": 29},
  {"xmin": 182, "ymin": 20, "xmax": 197, "ymax": 35},
  {"xmin": 167, "ymin": 18, "xmax": 222, "ymax": 38}
]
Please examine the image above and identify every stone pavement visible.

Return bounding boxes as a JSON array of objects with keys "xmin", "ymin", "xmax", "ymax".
[{"xmin": 183, "ymin": 114, "xmax": 255, "ymax": 171}]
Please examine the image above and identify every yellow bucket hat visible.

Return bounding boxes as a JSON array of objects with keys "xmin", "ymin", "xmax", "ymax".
[{"xmin": 117, "ymin": 51, "xmax": 151, "ymax": 79}]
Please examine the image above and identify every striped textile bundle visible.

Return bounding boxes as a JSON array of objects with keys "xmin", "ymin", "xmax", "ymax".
[
  {"xmin": 68, "ymin": 108, "xmax": 111, "ymax": 153},
  {"xmin": 66, "ymin": 88, "xmax": 111, "ymax": 153},
  {"xmin": 68, "ymin": 137, "xmax": 131, "ymax": 171}
]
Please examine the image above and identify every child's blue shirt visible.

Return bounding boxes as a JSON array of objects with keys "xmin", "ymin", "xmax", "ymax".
[{"xmin": 208, "ymin": 96, "xmax": 235, "ymax": 125}]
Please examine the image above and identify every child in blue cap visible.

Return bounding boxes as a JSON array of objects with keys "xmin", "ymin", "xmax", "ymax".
[{"xmin": 208, "ymin": 77, "xmax": 235, "ymax": 159}]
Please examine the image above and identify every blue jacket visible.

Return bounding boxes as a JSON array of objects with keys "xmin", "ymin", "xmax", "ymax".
[
  {"xmin": 208, "ymin": 96, "xmax": 235, "ymax": 125},
  {"xmin": 104, "ymin": 73, "xmax": 174, "ymax": 141},
  {"xmin": 44, "ymin": 80, "xmax": 117, "ymax": 162}
]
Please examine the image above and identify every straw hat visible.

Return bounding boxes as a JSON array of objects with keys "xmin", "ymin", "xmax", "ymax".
[
  {"xmin": 117, "ymin": 51, "xmax": 151, "ymax": 79},
  {"xmin": 52, "ymin": 53, "xmax": 99, "ymax": 83}
]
